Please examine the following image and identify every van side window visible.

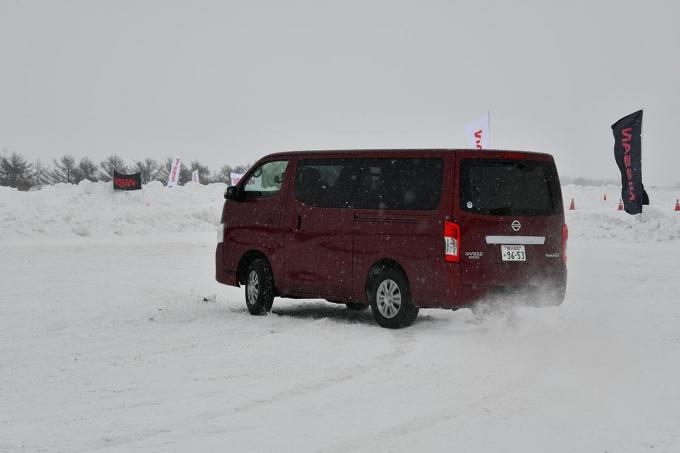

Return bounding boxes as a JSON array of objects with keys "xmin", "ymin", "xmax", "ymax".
[
  {"xmin": 243, "ymin": 160, "xmax": 288, "ymax": 198},
  {"xmin": 354, "ymin": 158, "xmax": 443, "ymax": 210},
  {"xmin": 295, "ymin": 159, "xmax": 356, "ymax": 208},
  {"xmin": 295, "ymin": 158, "xmax": 442, "ymax": 210}
]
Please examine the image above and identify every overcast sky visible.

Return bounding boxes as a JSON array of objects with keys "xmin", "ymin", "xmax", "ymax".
[{"xmin": 1, "ymin": 0, "xmax": 679, "ymax": 185}]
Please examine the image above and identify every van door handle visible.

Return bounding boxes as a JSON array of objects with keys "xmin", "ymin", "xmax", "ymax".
[{"xmin": 295, "ymin": 214, "xmax": 302, "ymax": 231}]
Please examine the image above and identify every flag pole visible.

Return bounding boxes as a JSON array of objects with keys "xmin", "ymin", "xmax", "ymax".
[{"xmin": 487, "ymin": 110, "xmax": 491, "ymax": 148}]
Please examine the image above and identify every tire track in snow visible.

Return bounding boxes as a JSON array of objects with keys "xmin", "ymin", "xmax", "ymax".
[
  {"xmin": 319, "ymin": 374, "xmax": 537, "ymax": 453},
  {"xmin": 229, "ymin": 332, "xmax": 416, "ymax": 414},
  {"xmin": 67, "ymin": 323, "xmax": 416, "ymax": 452}
]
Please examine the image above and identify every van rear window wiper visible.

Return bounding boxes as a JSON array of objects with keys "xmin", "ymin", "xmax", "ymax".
[{"xmin": 488, "ymin": 206, "xmax": 512, "ymax": 215}]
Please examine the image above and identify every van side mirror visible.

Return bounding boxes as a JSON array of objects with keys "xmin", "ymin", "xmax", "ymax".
[{"xmin": 225, "ymin": 186, "xmax": 239, "ymax": 200}]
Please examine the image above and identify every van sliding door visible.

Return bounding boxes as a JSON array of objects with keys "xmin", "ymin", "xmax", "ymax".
[{"xmin": 282, "ymin": 159, "xmax": 355, "ymax": 299}]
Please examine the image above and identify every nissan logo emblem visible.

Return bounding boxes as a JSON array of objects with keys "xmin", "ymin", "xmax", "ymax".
[{"xmin": 511, "ymin": 220, "xmax": 521, "ymax": 232}]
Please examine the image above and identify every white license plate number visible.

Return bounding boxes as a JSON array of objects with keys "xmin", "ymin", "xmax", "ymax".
[{"xmin": 501, "ymin": 245, "xmax": 526, "ymax": 261}]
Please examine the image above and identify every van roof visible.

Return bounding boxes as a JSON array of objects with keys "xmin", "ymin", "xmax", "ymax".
[{"xmin": 262, "ymin": 148, "xmax": 554, "ymax": 160}]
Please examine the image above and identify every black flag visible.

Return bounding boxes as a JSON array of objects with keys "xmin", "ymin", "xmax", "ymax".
[
  {"xmin": 113, "ymin": 171, "xmax": 142, "ymax": 191},
  {"xmin": 612, "ymin": 110, "xmax": 649, "ymax": 215}
]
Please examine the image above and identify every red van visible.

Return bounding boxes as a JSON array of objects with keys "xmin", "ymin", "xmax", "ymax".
[{"xmin": 216, "ymin": 149, "xmax": 567, "ymax": 328}]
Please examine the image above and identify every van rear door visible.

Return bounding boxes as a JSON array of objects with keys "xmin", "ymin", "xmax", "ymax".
[{"xmin": 454, "ymin": 151, "xmax": 565, "ymax": 288}]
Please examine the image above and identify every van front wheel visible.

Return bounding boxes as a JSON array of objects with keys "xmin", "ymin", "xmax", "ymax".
[
  {"xmin": 245, "ymin": 259, "xmax": 274, "ymax": 315},
  {"xmin": 369, "ymin": 269, "xmax": 418, "ymax": 328}
]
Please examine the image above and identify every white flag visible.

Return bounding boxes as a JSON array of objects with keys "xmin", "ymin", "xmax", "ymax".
[
  {"xmin": 191, "ymin": 169, "xmax": 199, "ymax": 183},
  {"xmin": 230, "ymin": 172, "xmax": 244, "ymax": 186},
  {"xmin": 167, "ymin": 157, "xmax": 181, "ymax": 188},
  {"xmin": 464, "ymin": 112, "xmax": 491, "ymax": 149}
]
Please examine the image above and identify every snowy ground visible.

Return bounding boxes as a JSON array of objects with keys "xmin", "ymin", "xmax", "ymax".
[{"xmin": 1, "ymin": 183, "xmax": 680, "ymax": 452}]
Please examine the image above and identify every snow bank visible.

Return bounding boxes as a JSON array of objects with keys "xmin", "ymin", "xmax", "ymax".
[
  {"xmin": 1, "ymin": 182, "xmax": 679, "ymax": 452},
  {"xmin": 563, "ymin": 184, "xmax": 680, "ymax": 242},
  {"xmin": 1, "ymin": 181, "xmax": 678, "ymax": 242},
  {"xmin": 0, "ymin": 181, "xmax": 225, "ymax": 241}
]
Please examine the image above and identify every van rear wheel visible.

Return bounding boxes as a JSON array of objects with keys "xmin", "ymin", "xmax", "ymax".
[
  {"xmin": 245, "ymin": 259, "xmax": 274, "ymax": 315},
  {"xmin": 369, "ymin": 269, "xmax": 418, "ymax": 328}
]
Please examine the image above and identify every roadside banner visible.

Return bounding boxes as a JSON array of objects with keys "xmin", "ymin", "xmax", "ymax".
[
  {"xmin": 113, "ymin": 171, "xmax": 142, "ymax": 191},
  {"xmin": 230, "ymin": 172, "xmax": 244, "ymax": 186},
  {"xmin": 612, "ymin": 110, "xmax": 649, "ymax": 215},
  {"xmin": 168, "ymin": 157, "xmax": 181, "ymax": 188},
  {"xmin": 464, "ymin": 112, "xmax": 491, "ymax": 149},
  {"xmin": 192, "ymin": 169, "xmax": 199, "ymax": 183}
]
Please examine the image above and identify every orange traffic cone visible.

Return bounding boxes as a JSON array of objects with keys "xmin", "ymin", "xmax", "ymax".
[
  {"xmin": 675, "ymin": 199, "xmax": 680, "ymax": 211},
  {"xmin": 618, "ymin": 199, "xmax": 624, "ymax": 211},
  {"xmin": 604, "ymin": 193, "xmax": 607, "ymax": 201},
  {"xmin": 569, "ymin": 198, "xmax": 575, "ymax": 210}
]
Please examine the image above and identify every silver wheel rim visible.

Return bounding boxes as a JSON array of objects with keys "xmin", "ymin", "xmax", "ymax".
[
  {"xmin": 376, "ymin": 279, "xmax": 401, "ymax": 319},
  {"xmin": 247, "ymin": 270, "xmax": 259, "ymax": 305}
]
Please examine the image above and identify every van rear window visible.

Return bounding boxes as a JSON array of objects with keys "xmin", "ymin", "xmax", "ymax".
[{"xmin": 459, "ymin": 159, "xmax": 561, "ymax": 216}]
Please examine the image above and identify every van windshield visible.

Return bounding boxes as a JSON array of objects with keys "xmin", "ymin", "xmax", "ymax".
[{"xmin": 459, "ymin": 159, "xmax": 561, "ymax": 216}]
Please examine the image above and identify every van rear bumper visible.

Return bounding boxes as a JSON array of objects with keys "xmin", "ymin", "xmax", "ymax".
[
  {"xmin": 426, "ymin": 282, "xmax": 566, "ymax": 309},
  {"xmin": 422, "ymin": 263, "xmax": 566, "ymax": 309},
  {"xmin": 215, "ymin": 243, "xmax": 239, "ymax": 286}
]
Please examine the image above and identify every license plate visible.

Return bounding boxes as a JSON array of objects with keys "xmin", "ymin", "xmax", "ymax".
[{"xmin": 501, "ymin": 244, "xmax": 526, "ymax": 261}]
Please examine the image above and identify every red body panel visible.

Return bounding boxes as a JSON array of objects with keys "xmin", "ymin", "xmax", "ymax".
[
  {"xmin": 215, "ymin": 149, "xmax": 567, "ymax": 309},
  {"xmin": 453, "ymin": 151, "xmax": 566, "ymax": 293},
  {"xmin": 282, "ymin": 199, "xmax": 355, "ymax": 299},
  {"xmin": 220, "ymin": 158, "xmax": 293, "ymax": 290}
]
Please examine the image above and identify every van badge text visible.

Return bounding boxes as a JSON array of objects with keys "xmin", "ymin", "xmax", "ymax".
[{"xmin": 464, "ymin": 251, "xmax": 484, "ymax": 260}]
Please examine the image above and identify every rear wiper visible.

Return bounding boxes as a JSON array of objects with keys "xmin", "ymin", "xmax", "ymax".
[{"xmin": 489, "ymin": 206, "xmax": 512, "ymax": 215}]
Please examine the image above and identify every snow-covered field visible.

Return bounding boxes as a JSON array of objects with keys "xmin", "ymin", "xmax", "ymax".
[{"xmin": 1, "ymin": 182, "xmax": 679, "ymax": 452}]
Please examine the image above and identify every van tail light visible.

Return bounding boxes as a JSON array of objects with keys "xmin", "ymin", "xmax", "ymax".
[
  {"xmin": 217, "ymin": 223, "xmax": 225, "ymax": 243},
  {"xmin": 561, "ymin": 224, "xmax": 568, "ymax": 263},
  {"xmin": 444, "ymin": 221, "xmax": 460, "ymax": 262}
]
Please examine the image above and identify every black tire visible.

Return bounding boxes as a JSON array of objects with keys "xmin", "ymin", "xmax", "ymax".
[
  {"xmin": 345, "ymin": 302, "xmax": 369, "ymax": 311},
  {"xmin": 244, "ymin": 258, "xmax": 274, "ymax": 315},
  {"xmin": 369, "ymin": 268, "xmax": 419, "ymax": 328}
]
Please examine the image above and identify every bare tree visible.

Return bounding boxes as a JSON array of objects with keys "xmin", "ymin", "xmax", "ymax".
[
  {"xmin": 209, "ymin": 163, "xmax": 251, "ymax": 184},
  {"xmin": 134, "ymin": 158, "xmax": 161, "ymax": 184},
  {"xmin": 179, "ymin": 163, "xmax": 192, "ymax": 185},
  {"xmin": 233, "ymin": 163, "xmax": 251, "ymax": 174},
  {"xmin": 0, "ymin": 150, "xmax": 34, "ymax": 190},
  {"xmin": 50, "ymin": 154, "xmax": 78, "ymax": 183},
  {"xmin": 211, "ymin": 164, "xmax": 233, "ymax": 184},
  {"xmin": 189, "ymin": 160, "xmax": 211, "ymax": 184},
  {"xmin": 33, "ymin": 159, "xmax": 51, "ymax": 186},
  {"xmin": 156, "ymin": 157, "xmax": 172, "ymax": 183},
  {"xmin": 75, "ymin": 157, "xmax": 99, "ymax": 182},
  {"xmin": 99, "ymin": 155, "xmax": 127, "ymax": 182}
]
